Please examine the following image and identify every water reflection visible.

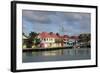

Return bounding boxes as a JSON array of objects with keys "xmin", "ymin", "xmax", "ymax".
[{"xmin": 23, "ymin": 48, "xmax": 91, "ymax": 62}]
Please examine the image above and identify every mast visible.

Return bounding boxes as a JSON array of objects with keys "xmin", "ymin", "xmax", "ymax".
[{"xmin": 59, "ymin": 24, "xmax": 66, "ymax": 35}]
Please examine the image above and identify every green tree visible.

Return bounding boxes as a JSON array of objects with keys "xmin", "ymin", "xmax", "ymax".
[
  {"xmin": 78, "ymin": 33, "xmax": 91, "ymax": 47},
  {"xmin": 79, "ymin": 33, "xmax": 91, "ymax": 42},
  {"xmin": 25, "ymin": 32, "xmax": 38, "ymax": 48},
  {"xmin": 29, "ymin": 32, "xmax": 37, "ymax": 38},
  {"xmin": 32, "ymin": 38, "xmax": 41, "ymax": 45},
  {"xmin": 29, "ymin": 32, "xmax": 41, "ymax": 47}
]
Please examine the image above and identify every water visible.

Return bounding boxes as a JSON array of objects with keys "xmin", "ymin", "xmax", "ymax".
[{"xmin": 22, "ymin": 48, "xmax": 91, "ymax": 63}]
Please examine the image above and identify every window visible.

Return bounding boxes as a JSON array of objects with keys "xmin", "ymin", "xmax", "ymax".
[{"xmin": 44, "ymin": 38, "xmax": 46, "ymax": 41}]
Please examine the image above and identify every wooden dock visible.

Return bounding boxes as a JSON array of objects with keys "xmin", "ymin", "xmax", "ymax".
[{"xmin": 23, "ymin": 47, "xmax": 73, "ymax": 52}]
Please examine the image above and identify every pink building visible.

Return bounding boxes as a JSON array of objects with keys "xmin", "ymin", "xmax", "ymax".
[{"xmin": 37, "ymin": 32, "xmax": 69, "ymax": 48}]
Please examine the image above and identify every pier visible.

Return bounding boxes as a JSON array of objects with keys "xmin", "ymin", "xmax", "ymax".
[{"xmin": 23, "ymin": 47, "xmax": 73, "ymax": 52}]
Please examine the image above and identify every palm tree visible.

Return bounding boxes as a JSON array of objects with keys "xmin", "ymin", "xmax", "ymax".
[
  {"xmin": 29, "ymin": 32, "xmax": 37, "ymax": 38},
  {"xmin": 29, "ymin": 32, "xmax": 41, "ymax": 47}
]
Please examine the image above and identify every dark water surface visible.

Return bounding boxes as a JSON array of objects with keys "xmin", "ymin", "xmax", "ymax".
[{"xmin": 22, "ymin": 48, "xmax": 91, "ymax": 63}]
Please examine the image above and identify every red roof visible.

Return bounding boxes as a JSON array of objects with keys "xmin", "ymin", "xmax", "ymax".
[
  {"xmin": 70, "ymin": 36, "xmax": 79, "ymax": 40},
  {"xmin": 38, "ymin": 32, "xmax": 69, "ymax": 39},
  {"xmin": 63, "ymin": 35, "xmax": 69, "ymax": 38}
]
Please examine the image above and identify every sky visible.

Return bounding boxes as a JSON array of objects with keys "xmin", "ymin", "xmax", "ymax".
[{"xmin": 22, "ymin": 10, "xmax": 91, "ymax": 36}]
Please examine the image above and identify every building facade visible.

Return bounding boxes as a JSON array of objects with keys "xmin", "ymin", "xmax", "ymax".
[{"xmin": 37, "ymin": 32, "xmax": 69, "ymax": 48}]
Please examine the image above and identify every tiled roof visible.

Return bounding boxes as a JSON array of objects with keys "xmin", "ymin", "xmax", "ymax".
[
  {"xmin": 38, "ymin": 32, "xmax": 69, "ymax": 39},
  {"xmin": 38, "ymin": 32, "xmax": 59, "ymax": 38},
  {"xmin": 70, "ymin": 36, "xmax": 79, "ymax": 40}
]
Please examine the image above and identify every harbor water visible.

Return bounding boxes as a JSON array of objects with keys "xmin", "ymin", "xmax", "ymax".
[{"xmin": 22, "ymin": 48, "xmax": 91, "ymax": 63}]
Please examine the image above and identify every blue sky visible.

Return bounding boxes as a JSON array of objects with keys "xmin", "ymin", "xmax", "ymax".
[{"xmin": 22, "ymin": 10, "xmax": 91, "ymax": 36}]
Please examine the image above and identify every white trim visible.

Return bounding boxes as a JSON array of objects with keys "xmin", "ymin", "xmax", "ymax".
[{"xmin": 16, "ymin": 3, "xmax": 96, "ymax": 70}]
